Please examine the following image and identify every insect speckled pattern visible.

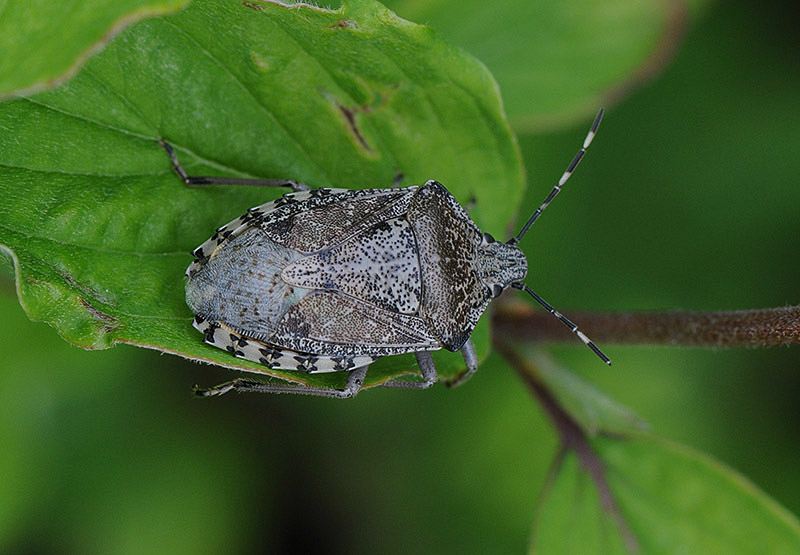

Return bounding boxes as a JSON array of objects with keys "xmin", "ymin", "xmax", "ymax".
[{"xmin": 166, "ymin": 109, "xmax": 609, "ymax": 398}]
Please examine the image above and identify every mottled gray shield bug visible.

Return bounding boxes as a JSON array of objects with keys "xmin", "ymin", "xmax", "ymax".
[{"xmin": 165, "ymin": 109, "xmax": 609, "ymax": 398}]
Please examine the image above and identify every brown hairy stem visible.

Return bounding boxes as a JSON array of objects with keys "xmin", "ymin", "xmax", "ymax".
[{"xmin": 493, "ymin": 301, "xmax": 800, "ymax": 348}]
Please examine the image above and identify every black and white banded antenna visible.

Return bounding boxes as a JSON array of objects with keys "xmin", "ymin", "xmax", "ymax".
[
  {"xmin": 508, "ymin": 108, "xmax": 611, "ymax": 365},
  {"xmin": 509, "ymin": 108, "xmax": 604, "ymax": 245}
]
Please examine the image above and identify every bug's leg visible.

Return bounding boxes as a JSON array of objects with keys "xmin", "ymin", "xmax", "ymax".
[
  {"xmin": 160, "ymin": 141, "xmax": 310, "ymax": 192},
  {"xmin": 379, "ymin": 351, "xmax": 439, "ymax": 390},
  {"xmin": 446, "ymin": 339, "xmax": 479, "ymax": 388},
  {"xmin": 194, "ymin": 365, "xmax": 368, "ymax": 399},
  {"xmin": 391, "ymin": 172, "xmax": 404, "ymax": 187}
]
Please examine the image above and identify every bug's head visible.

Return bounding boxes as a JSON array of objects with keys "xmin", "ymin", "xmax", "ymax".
[{"xmin": 478, "ymin": 232, "xmax": 527, "ymax": 298}]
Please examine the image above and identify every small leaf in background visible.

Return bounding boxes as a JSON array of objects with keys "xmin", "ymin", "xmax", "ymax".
[
  {"xmin": 383, "ymin": 0, "xmax": 707, "ymax": 131},
  {"xmin": 531, "ymin": 435, "xmax": 800, "ymax": 553},
  {"xmin": 0, "ymin": 0, "xmax": 190, "ymax": 97},
  {"xmin": 0, "ymin": 0, "xmax": 523, "ymax": 388},
  {"xmin": 524, "ymin": 349, "xmax": 648, "ymax": 437}
]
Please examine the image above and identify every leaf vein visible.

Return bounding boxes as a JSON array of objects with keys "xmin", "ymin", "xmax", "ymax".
[{"xmin": 162, "ymin": 17, "xmax": 333, "ymax": 184}]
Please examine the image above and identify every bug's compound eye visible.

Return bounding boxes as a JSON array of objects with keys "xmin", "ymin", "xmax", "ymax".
[
  {"xmin": 490, "ymin": 284, "xmax": 504, "ymax": 298},
  {"xmin": 482, "ymin": 232, "xmax": 496, "ymax": 244}
]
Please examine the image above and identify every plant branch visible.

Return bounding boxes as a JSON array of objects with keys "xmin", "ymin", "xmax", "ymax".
[{"xmin": 493, "ymin": 301, "xmax": 800, "ymax": 348}]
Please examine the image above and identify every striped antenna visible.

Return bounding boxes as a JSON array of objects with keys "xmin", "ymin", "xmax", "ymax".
[
  {"xmin": 512, "ymin": 283, "xmax": 611, "ymax": 365},
  {"xmin": 509, "ymin": 108, "xmax": 604, "ymax": 245},
  {"xmin": 507, "ymin": 109, "xmax": 610, "ymax": 365}
]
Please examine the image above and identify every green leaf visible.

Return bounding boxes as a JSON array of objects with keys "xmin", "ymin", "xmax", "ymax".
[
  {"xmin": 0, "ymin": 0, "xmax": 523, "ymax": 390},
  {"xmin": 525, "ymin": 349, "xmax": 648, "ymax": 437},
  {"xmin": 0, "ymin": 0, "xmax": 190, "ymax": 98},
  {"xmin": 383, "ymin": 0, "xmax": 700, "ymax": 131},
  {"xmin": 531, "ymin": 435, "xmax": 800, "ymax": 553}
]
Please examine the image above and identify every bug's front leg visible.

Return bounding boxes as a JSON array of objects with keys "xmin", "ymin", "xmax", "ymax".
[
  {"xmin": 444, "ymin": 339, "xmax": 479, "ymax": 388},
  {"xmin": 194, "ymin": 366, "xmax": 369, "ymax": 399},
  {"xmin": 379, "ymin": 351, "xmax": 439, "ymax": 390},
  {"xmin": 160, "ymin": 141, "xmax": 310, "ymax": 192}
]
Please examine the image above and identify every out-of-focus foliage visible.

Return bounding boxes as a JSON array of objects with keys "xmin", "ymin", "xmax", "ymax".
[{"xmin": 0, "ymin": 0, "xmax": 188, "ymax": 97}]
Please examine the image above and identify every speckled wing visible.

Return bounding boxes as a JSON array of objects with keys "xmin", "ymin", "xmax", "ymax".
[
  {"xmin": 186, "ymin": 187, "xmax": 418, "ymax": 276},
  {"xmin": 281, "ymin": 215, "xmax": 422, "ymax": 315},
  {"xmin": 266, "ymin": 290, "xmax": 440, "ymax": 356},
  {"xmin": 275, "ymin": 207, "xmax": 437, "ymax": 354},
  {"xmin": 256, "ymin": 187, "xmax": 418, "ymax": 253}
]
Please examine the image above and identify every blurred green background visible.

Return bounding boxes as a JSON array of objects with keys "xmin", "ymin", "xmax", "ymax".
[{"xmin": 1, "ymin": 0, "xmax": 799, "ymax": 552}]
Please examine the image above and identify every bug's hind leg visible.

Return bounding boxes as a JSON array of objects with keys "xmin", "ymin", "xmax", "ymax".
[
  {"xmin": 379, "ymin": 351, "xmax": 439, "ymax": 390},
  {"xmin": 444, "ymin": 339, "xmax": 479, "ymax": 388},
  {"xmin": 194, "ymin": 365, "xmax": 369, "ymax": 399},
  {"xmin": 160, "ymin": 141, "xmax": 310, "ymax": 192}
]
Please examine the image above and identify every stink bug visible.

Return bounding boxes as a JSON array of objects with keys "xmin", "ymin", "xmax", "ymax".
[{"xmin": 166, "ymin": 109, "xmax": 609, "ymax": 398}]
